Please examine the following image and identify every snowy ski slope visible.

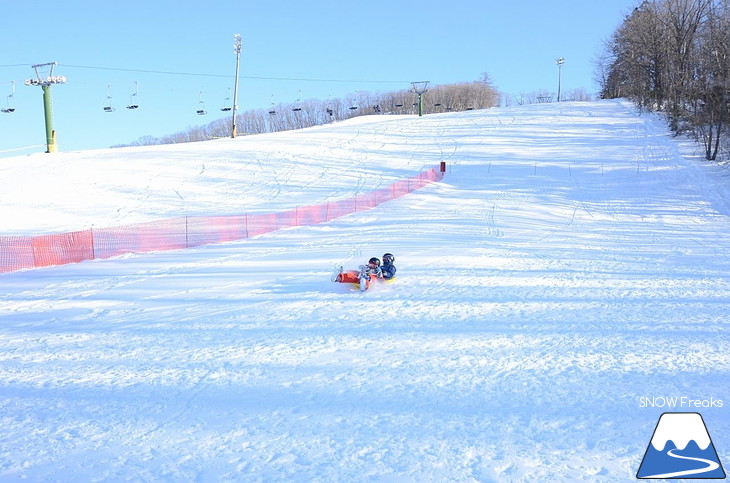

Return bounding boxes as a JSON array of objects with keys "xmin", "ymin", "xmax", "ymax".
[{"xmin": 1, "ymin": 99, "xmax": 729, "ymax": 481}]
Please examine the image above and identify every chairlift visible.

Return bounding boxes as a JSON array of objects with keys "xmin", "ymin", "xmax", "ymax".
[
  {"xmin": 434, "ymin": 103, "xmax": 442, "ymax": 107},
  {"xmin": 395, "ymin": 103, "xmax": 404, "ymax": 108},
  {"xmin": 126, "ymin": 81, "xmax": 139, "ymax": 110},
  {"xmin": 196, "ymin": 91, "xmax": 207, "ymax": 115},
  {"xmin": 103, "ymin": 85, "xmax": 115, "ymax": 112},
  {"xmin": 221, "ymin": 87, "xmax": 232, "ymax": 111},
  {"xmin": 1, "ymin": 81, "xmax": 15, "ymax": 113},
  {"xmin": 292, "ymin": 90, "xmax": 302, "ymax": 112},
  {"xmin": 326, "ymin": 108, "xmax": 333, "ymax": 117},
  {"xmin": 372, "ymin": 104, "xmax": 381, "ymax": 113}
]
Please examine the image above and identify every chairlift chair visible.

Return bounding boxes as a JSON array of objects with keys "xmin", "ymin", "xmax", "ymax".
[
  {"xmin": 126, "ymin": 82, "xmax": 139, "ymax": 109},
  {"xmin": 292, "ymin": 90, "xmax": 303, "ymax": 112},
  {"xmin": 0, "ymin": 99, "xmax": 14, "ymax": 113},
  {"xmin": 103, "ymin": 85, "xmax": 115, "ymax": 112},
  {"xmin": 196, "ymin": 91, "xmax": 207, "ymax": 115},
  {"xmin": 2, "ymin": 81, "xmax": 16, "ymax": 113},
  {"xmin": 1, "ymin": 82, "xmax": 15, "ymax": 113},
  {"xmin": 221, "ymin": 88, "xmax": 232, "ymax": 111}
]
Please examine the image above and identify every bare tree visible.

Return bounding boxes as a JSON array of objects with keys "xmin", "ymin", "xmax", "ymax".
[
  {"xmin": 687, "ymin": 0, "xmax": 730, "ymax": 159},
  {"xmin": 600, "ymin": 0, "xmax": 728, "ymax": 161}
]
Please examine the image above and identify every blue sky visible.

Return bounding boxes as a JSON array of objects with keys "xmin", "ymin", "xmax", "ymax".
[{"xmin": 0, "ymin": 0, "xmax": 639, "ymax": 156}]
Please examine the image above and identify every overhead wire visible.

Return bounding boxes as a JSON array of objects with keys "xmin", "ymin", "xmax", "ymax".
[
  {"xmin": 2, "ymin": 63, "xmax": 414, "ymax": 104},
  {"xmin": 61, "ymin": 64, "xmax": 410, "ymax": 84}
]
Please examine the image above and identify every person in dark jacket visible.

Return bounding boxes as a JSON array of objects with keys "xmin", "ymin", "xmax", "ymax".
[{"xmin": 380, "ymin": 253, "xmax": 396, "ymax": 280}]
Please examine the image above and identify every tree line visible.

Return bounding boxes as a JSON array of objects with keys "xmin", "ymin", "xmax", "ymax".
[
  {"xmin": 509, "ymin": 87, "xmax": 593, "ymax": 106},
  {"xmin": 118, "ymin": 77, "xmax": 501, "ymax": 147},
  {"xmin": 597, "ymin": 0, "xmax": 730, "ymax": 161}
]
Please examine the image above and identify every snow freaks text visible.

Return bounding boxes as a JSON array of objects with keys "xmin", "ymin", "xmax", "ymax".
[{"xmin": 639, "ymin": 396, "xmax": 723, "ymax": 409}]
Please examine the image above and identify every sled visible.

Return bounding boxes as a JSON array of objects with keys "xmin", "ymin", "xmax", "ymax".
[
  {"xmin": 332, "ymin": 265, "xmax": 395, "ymax": 292},
  {"xmin": 352, "ymin": 277, "xmax": 396, "ymax": 291}
]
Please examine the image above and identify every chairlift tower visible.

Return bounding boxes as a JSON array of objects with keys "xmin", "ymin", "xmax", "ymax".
[
  {"xmin": 411, "ymin": 81, "xmax": 429, "ymax": 117},
  {"xmin": 556, "ymin": 57, "xmax": 565, "ymax": 102},
  {"xmin": 231, "ymin": 33, "xmax": 242, "ymax": 138},
  {"xmin": 25, "ymin": 62, "xmax": 66, "ymax": 153}
]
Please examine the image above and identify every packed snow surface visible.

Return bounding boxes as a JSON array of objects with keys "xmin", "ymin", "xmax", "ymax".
[{"xmin": 1, "ymin": 100, "xmax": 729, "ymax": 481}]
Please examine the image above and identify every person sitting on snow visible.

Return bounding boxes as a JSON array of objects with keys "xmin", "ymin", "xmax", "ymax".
[
  {"xmin": 380, "ymin": 253, "xmax": 396, "ymax": 280},
  {"xmin": 333, "ymin": 257, "xmax": 382, "ymax": 291}
]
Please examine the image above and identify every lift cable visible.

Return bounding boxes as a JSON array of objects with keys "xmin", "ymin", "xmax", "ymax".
[{"xmin": 61, "ymin": 64, "xmax": 410, "ymax": 84}]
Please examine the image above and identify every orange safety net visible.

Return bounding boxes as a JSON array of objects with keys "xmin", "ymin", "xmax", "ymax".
[
  {"xmin": 0, "ymin": 165, "xmax": 445, "ymax": 273},
  {"xmin": 31, "ymin": 230, "xmax": 95, "ymax": 268}
]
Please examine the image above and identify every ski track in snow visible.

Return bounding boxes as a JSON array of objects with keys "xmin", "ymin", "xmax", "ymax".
[{"xmin": 1, "ymin": 100, "xmax": 729, "ymax": 481}]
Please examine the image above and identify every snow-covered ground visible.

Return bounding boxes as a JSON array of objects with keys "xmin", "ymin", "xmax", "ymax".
[{"xmin": 1, "ymin": 100, "xmax": 729, "ymax": 481}]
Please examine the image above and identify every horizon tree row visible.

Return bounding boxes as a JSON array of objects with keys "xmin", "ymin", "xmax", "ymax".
[{"xmin": 118, "ymin": 77, "xmax": 501, "ymax": 147}]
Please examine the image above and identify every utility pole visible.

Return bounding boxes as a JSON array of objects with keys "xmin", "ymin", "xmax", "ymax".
[
  {"xmin": 25, "ymin": 62, "xmax": 66, "ymax": 153},
  {"xmin": 556, "ymin": 57, "xmax": 565, "ymax": 102},
  {"xmin": 231, "ymin": 34, "xmax": 242, "ymax": 138},
  {"xmin": 411, "ymin": 81, "xmax": 429, "ymax": 117}
]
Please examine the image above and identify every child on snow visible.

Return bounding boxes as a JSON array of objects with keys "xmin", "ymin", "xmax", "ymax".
[
  {"xmin": 380, "ymin": 253, "xmax": 396, "ymax": 280},
  {"xmin": 333, "ymin": 257, "xmax": 383, "ymax": 291}
]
